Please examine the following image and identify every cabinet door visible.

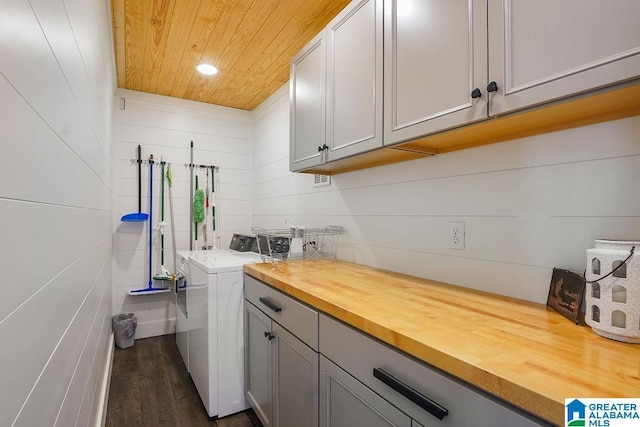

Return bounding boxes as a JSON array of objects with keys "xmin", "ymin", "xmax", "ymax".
[
  {"xmin": 245, "ymin": 302, "xmax": 273, "ymax": 427},
  {"xmin": 384, "ymin": 0, "xmax": 488, "ymax": 145},
  {"xmin": 320, "ymin": 356, "xmax": 411, "ymax": 427},
  {"xmin": 326, "ymin": 0, "xmax": 383, "ymax": 161},
  {"xmin": 488, "ymin": 0, "xmax": 640, "ymax": 116},
  {"xmin": 272, "ymin": 323, "xmax": 319, "ymax": 427},
  {"xmin": 290, "ymin": 33, "xmax": 326, "ymax": 172}
]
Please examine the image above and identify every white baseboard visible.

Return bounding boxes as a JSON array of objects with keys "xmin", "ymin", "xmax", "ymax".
[
  {"xmin": 94, "ymin": 332, "xmax": 114, "ymax": 427},
  {"xmin": 134, "ymin": 318, "xmax": 176, "ymax": 339}
]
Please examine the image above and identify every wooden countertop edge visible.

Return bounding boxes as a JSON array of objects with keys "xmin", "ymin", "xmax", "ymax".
[{"xmin": 244, "ymin": 263, "xmax": 562, "ymax": 424}]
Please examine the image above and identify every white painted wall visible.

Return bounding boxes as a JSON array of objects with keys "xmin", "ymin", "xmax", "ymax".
[
  {"xmin": 0, "ymin": 0, "xmax": 115, "ymax": 425},
  {"xmin": 112, "ymin": 89, "xmax": 253, "ymax": 338},
  {"xmin": 252, "ymin": 84, "xmax": 640, "ymax": 304}
]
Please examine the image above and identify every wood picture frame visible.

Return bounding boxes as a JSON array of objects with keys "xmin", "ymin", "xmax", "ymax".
[{"xmin": 546, "ymin": 268, "xmax": 586, "ymax": 324}]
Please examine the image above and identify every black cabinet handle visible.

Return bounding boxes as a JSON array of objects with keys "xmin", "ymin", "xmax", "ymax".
[
  {"xmin": 373, "ymin": 368, "xmax": 449, "ymax": 421},
  {"xmin": 318, "ymin": 145, "xmax": 323, "ymax": 152},
  {"xmin": 259, "ymin": 297, "xmax": 282, "ymax": 313},
  {"xmin": 487, "ymin": 81, "xmax": 498, "ymax": 93},
  {"xmin": 264, "ymin": 331, "xmax": 275, "ymax": 341},
  {"xmin": 471, "ymin": 88, "xmax": 482, "ymax": 99}
]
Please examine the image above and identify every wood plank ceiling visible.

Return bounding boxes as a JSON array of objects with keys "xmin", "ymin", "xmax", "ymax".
[{"xmin": 111, "ymin": 0, "xmax": 352, "ymax": 111}]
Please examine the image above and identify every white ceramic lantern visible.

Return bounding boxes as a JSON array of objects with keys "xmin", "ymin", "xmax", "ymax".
[{"xmin": 585, "ymin": 240, "xmax": 640, "ymax": 343}]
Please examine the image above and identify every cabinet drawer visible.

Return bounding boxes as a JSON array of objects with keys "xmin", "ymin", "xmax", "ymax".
[
  {"xmin": 320, "ymin": 355, "xmax": 411, "ymax": 427},
  {"xmin": 319, "ymin": 315, "xmax": 548, "ymax": 427},
  {"xmin": 244, "ymin": 274, "xmax": 319, "ymax": 350}
]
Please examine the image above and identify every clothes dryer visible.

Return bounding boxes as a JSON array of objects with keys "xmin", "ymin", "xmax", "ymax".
[{"xmin": 187, "ymin": 251, "xmax": 262, "ymax": 418}]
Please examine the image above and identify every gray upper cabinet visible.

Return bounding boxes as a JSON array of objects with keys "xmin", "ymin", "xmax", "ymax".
[
  {"xmin": 383, "ymin": 0, "xmax": 489, "ymax": 146},
  {"xmin": 290, "ymin": 33, "xmax": 326, "ymax": 172},
  {"xmin": 384, "ymin": 0, "xmax": 640, "ymax": 146},
  {"xmin": 488, "ymin": 0, "xmax": 640, "ymax": 116},
  {"xmin": 291, "ymin": 0, "xmax": 640, "ymax": 174},
  {"xmin": 290, "ymin": 0, "xmax": 383, "ymax": 172},
  {"xmin": 326, "ymin": 0, "xmax": 383, "ymax": 161}
]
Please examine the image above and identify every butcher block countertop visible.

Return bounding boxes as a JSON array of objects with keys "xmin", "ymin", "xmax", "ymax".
[{"xmin": 244, "ymin": 259, "xmax": 640, "ymax": 426}]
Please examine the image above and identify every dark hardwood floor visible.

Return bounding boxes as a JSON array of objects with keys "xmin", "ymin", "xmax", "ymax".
[{"xmin": 106, "ymin": 334, "xmax": 263, "ymax": 427}]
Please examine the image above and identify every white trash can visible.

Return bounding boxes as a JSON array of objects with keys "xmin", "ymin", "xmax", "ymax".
[{"xmin": 112, "ymin": 313, "xmax": 137, "ymax": 349}]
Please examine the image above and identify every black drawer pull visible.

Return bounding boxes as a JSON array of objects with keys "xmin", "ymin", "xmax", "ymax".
[
  {"xmin": 373, "ymin": 368, "xmax": 449, "ymax": 421},
  {"xmin": 259, "ymin": 297, "xmax": 282, "ymax": 313}
]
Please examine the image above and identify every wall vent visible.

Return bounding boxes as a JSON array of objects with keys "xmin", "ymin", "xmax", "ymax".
[{"xmin": 314, "ymin": 174, "xmax": 330, "ymax": 187}]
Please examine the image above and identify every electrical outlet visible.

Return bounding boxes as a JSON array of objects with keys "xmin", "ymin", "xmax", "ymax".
[{"xmin": 448, "ymin": 221, "xmax": 465, "ymax": 250}]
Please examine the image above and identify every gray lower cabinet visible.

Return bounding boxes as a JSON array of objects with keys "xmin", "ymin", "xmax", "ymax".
[
  {"xmin": 272, "ymin": 323, "xmax": 319, "ymax": 427},
  {"xmin": 245, "ymin": 302, "xmax": 273, "ymax": 427},
  {"xmin": 244, "ymin": 274, "xmax": 319, "ymax": 427},
  {"xmin": 319, "ymin": 314, "xmax": 550, "ymax": 427},
  {"xmin": 245, "ymin": 274, "xmax": 551, "ymax": 427},
  {"xmin": 320, "ymin": 355, "xmax": 411, "ymax": 427}
]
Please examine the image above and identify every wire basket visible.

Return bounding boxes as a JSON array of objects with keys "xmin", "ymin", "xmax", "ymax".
[{"xmin": 251, "ymin": 226, "xmax": 344, "ymax": 263}]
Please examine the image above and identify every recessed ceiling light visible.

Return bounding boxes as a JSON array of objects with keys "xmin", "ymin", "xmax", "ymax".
[{"xmin": 196, "ymin": 64, "xmax": 218, "ymax": 76}]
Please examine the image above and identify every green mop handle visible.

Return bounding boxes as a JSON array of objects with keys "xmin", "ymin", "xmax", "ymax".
[{"xmin": 195, "ymin": 175, "xmax": 199, "ymax": 241}]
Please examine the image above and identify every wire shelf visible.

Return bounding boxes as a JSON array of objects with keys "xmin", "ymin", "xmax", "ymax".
[{"xmin": 251, "ymin": 226, "xmax": 344, "ymax": 263}]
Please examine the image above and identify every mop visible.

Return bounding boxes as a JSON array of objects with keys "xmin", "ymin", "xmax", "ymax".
[
  {"xmin": 129, "ymin": 155, "xmax": 171, "ymax": 295},
  {"xmin": 193, "ymin": 174, "xmax": 204, "ymax": 248},
  {"xmin": 153, "ymin": 158, "xmax": 172, "ymax": 280}
]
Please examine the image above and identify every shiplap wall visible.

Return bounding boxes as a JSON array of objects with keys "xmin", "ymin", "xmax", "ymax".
[
  {"xmin": 113, "ymin": 89, "xmax": 253, "ymax": 338},
  {"xmin": 252, "ymin": 84, "xmax": 640, "ymax": 304},
  {"xmin": 0, "ymin": 0, "xmax": 115, "ymax": 426}
]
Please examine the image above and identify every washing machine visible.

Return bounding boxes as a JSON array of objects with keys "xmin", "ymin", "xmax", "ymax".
[{"xmin": 187, "ymin": 250, "xmax": 262, "ymax": 418}]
